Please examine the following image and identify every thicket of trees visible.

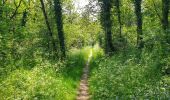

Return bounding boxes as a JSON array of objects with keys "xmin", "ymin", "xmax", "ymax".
[
  {"xmin": 89, "ymin": 1, "xmax": 170, "ymax": 99},
  {"xmin": 1, "ymin": 0, "xmax": 168, "ymax": 60},
  {"xmin": 99, "ymin": 0, "xmax": 169, "ymax": 53},
  {"xmin": 0, "ymin": 0, "xmax": 170, "ymax": 99}
]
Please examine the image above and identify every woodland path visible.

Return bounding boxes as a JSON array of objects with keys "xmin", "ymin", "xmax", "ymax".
[{"xmin": 76, "ymin": 49, "xmax": 92, "ymax": 100}]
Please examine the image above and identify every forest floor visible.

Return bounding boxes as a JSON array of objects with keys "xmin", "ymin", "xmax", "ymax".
[{"xmin": 76, "ymin": 49, "xmax": 92, "ymax": 100}]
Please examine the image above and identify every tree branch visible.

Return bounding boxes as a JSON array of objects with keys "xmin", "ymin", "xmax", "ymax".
[{"xmin": 10, "ymin": 0, "xmax": 23, "ymax": 19}]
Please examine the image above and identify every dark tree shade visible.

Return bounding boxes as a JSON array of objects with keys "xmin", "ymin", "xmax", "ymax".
[
  {"xmin": 40, "ymin": 0, "xmax": 56, "ymax": 54},
  {"xmin": 0, "ymin": 1, "xmax": 2, "ymax": 18},
  {"xmin": 134, "ymin": 0, "xmax": 144, "ymax": 49},
  {"xmin": 53, "ymin": 0, "xmax": 66, "ymax": 58},
  {"xmin": 162, "ymin": 0, "xmax": 169, "ymax": 31},
  {"xmin": 100, "ymin": 0, "xmax": 115, "ymax": 55},
  {"xmin": 21, "ymin": 9, "xmax": 27, "ymax": 26},
  {"xmin": 115, "ymin": 0, "xmax": 122, "ymax": 38}
]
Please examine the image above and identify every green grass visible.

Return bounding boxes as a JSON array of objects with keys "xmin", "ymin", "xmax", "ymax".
[
  {"xmin": 89, "ymin": 47, "xmax": 170, "ymax": 99},
  {"xmin": 0, "ymin": 47, "xmax": 92, "ymax": 100},
  {"xmin": 1, "ymin": 45, "xmax": 169, "ymax": 100}
]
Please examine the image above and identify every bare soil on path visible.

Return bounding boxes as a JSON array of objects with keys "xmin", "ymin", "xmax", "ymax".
[{"xmin": 76, "ymin": 50, "xmax": 92, "ymax": 100}]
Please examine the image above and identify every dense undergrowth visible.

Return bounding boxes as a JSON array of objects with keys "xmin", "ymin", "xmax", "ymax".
[
  {"xmin": 0, "ymin": 47, "xmax": 91, "ymax": 100},
  {"xmin": 89, "ymin": 46, "xmax": 170, "ymax": 99},
  {"xmin": 1, "ymin": 44, "xmax": 170, "ymax": 100}
]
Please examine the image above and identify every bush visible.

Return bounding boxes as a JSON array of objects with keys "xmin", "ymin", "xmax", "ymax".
[
  {"xmin": 0, "ymin": 47, "xmax": 92, "ymax": 100},
  {"xmin": 89, "ymin": 48, "xmax": 170, "ymax": 99}
]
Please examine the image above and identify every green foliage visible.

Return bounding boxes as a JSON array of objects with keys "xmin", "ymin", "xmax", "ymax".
[
  {"xmin": 91, "ymin": 44, "xmax": 104, "ymax": 60},
  {"xmin": 0, "ymin": 47, "xmax": 92, "ymax": 100},
  {"xmin": 89, "ymin": 47, "xmax": 170, "ymax": 99},
  {"xmin": 0, "ymin": 0, "xmax": 170, "ymax": 99},
  {"xmin": 0, "ymin": 65, "xmax": 71, "ymax": 100}
]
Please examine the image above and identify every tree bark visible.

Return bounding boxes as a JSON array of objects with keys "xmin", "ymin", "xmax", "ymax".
[
  {"xmin": 0, "ymin": 1, "xmax": 2, "ymax": 18},
  {"xmin": 134, "ymin": 0, "xmax": 144, "ymax": 49},
  {"xmin": 115, "ymin": 0, "xmax": 122, "ymax": 38},
  {"xmin": 40, "ymin": 0, "xmax": 56, "ymax": 54},
  {"xmin": 162, "ymin": 0, "xmax": 170, "ymax": 74},
  {"xmin": 101, "ymin": 0, "xmax": 114, "ymax": 55},
  {"xmin": 21, "ymin": 9, "xmax": 27, "ymax": 26},
  {"xmin": 162, "ymin": 0, "xmax": 169, "ymax": 31},
  {"xmin": 53, "ymin": 0, "xmax": 66, "ymax": 58}
]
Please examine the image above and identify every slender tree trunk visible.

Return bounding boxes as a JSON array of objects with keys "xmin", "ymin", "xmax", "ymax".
[
  {"xmin": 53, "ymin": 0, "xmax": 66, "ymax": 58},
  {"xmin": 21, "ymin": 9, "xmax": 27, "ymax": 26},
  {"xmin": 161, "ymin": 0, "xmax": 169, "ymax": 55},
  {"xmin": 0, "ymin": 2, "xmax": 2, "ymax": 18},
  {"xmin": 101, "ymin": 0, "xmax": 114, "ymax": 55},
  {"xmin": 10, "ymin": 0, "xmax": 22, "ymax": 19},
  {"xmin": 162, "ymin": 0, "xmax": 169, "ymax": 31},
  {"xmin": 40, "ymin": 0, "xmax": 56, "ymax": 55},
  {"xmin": 134, "ymin": 0, "xmax": 143, "ymax": 49},
  {"xmin": 161, "ymin": 0, "xmax": 170, "ymax": 75},
  {"xmin": 162, "ymin": 0, "xmax": 169, "ymax": 45},
  {"xmin": 115, "ymin": 0, "xmax": 122, "ymax": 38}
]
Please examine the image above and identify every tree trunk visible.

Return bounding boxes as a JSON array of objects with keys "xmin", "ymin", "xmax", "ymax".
[
  {"xmin": 21, "ymin": 9, "xmax": 27, "ymax": 26},
  {"xmin": 161, "ymin": 0, "xmax": 169, "ymax": 56},
  {"xmin": 0, "ymin": 4, "xmax": 2, "ymax": 19},
  {"xmin": 115, "ymin": 0, "xmax": 122, "ymax": 38},
  {"xmin": 101, "ymin": 0, "xmax": 114, "ymax": 55},
  {"xmin": 162, "ymin": 0, "xmax": 169, "ymax": 31},
  {"xmin": 134, "ymin": 0, "xmax": 143, "ymax": 49},
  {"xmin": 53, "ymin": 0, "xmax": 66, "ymax": 58},
  {"xmin": 162, "ymin": 0, "xmax": 169, "ymax": 75},
  {"xmin": 40, "ymin": 0, "xmax": 56, "ymax": 55},
  {"xmin": 0, "ymin": 1, "xmax": 2, "ymax": 17}
]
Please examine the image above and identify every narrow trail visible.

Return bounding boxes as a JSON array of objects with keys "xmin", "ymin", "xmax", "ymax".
[{"xmin": 76, "ymin": 49, "xmax": 93, "ymax": 100}]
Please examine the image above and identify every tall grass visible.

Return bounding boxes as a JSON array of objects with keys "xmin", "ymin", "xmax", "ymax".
[
  {"xmin": 89, "ymin": 46, "xmax": 170, "ymax": 99},
  {"xmin": 0, "ymin": 47, "xmax": 92, "ymax": 100}
]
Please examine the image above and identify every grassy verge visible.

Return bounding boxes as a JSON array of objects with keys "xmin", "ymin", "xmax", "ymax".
[
  {"xmin": 89, "ymin": 47, "xmax": 170, "ymax": 99},
  {"xmin": 0, "ymin": 47, "xmax": 91, "ymax": 100}
]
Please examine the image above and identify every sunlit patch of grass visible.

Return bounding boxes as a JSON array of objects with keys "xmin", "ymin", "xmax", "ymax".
[
  {"xmin": 0, "ymin": 47, "xmax": 93, "ymax": 100},
  {"xmin": 89, "ymin": 47, "xmax": 170, "ymax": 99},
  {"xmin": 91, "ymin": 44, "xmax": 104, "ymax": 60},
  {"xmin": 0, "ymin": 66, "xmax": 68, "ymax": 99}
]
